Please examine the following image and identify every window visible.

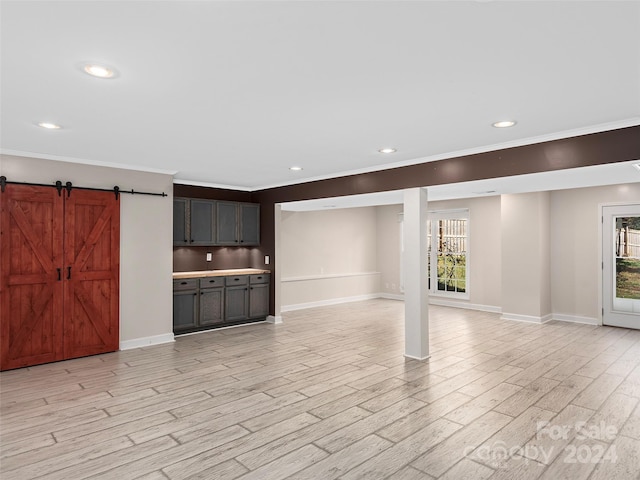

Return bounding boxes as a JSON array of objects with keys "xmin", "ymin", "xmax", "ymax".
[{"xmin": 428, "ymin": 209, "xmax": 469, "ymax": 298}]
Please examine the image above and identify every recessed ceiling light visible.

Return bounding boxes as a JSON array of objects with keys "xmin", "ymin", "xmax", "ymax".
[
  {"xmin": 37, "ymin": 122, "xmax": 62, "ymax": 129},
  {"xmin": 83, "ymin": 64, "xmax": 116, "ymax": 78},
  {"xmin": 289, "ymin": 166, "xmax": 303, "ymax": 171},
  {"xmin": 378, "ymin": 148, "xmax": 397, "ymax": 154},
  {"xmin": 633, "ymin": 163, "xmax": 640, "ymax": 172},
  {"xmin": 492, "ymin": 120, "xmax": 517, "ymax": 128}
]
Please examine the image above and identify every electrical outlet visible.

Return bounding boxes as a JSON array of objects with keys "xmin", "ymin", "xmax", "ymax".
[
  {"xmin": 206, "ymin": 252, "xmax": 212, "ymax": 262},
  {"xmin": 265, "ymin": 255, "xmax": 270, "ymax": 265}
]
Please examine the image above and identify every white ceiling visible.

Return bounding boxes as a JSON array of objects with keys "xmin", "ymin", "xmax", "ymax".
[{"xmin": 1, "ymin": 1, "xmax": 639, "ymax": 192}]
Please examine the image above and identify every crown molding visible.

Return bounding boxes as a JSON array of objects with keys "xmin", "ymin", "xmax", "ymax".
[{"xmin": 0, "ymin": 149, "xmax": 178, "ymax": 176}]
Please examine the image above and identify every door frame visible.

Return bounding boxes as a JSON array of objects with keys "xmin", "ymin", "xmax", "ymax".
[{"xmin": 600, "ymin": 201, "xmax": 640, "ymax": 328}]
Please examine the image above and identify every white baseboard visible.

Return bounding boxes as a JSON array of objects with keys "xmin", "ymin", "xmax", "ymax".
[
  {"xmin": 428, "ymin": 297, "xmax": 502, "ymax": 314},
  {"xmin": 379, "ymin": 293, "xmax": 405, "ymax": 301},
  {"xmin": 175, "ymin": 321, "xmax": 269, "ymax": 337},
  {"xmin": 282, "ymin": 294, "xmax": 599, "ymax": 328},
  {"xmin": 120, "ymin": 333, "xmax": 175, "ymax": 350},
  {"xmin": 266, "ymin": 315, "xmax": 283, "ymax": 324},
  {"xmin": 551, "ymin": 313, "xmax": 600, "ymax": 326},
  {"xmin": 404, "ymin": 354, "xmax": 431, "ymax": 361},
  {"xmin": 501, "ymin": 313, "xmax": 553, "ymax": 324},
  {"xmin": 281, "ymin": 294, "xmax": 380, "ymax": 312}
]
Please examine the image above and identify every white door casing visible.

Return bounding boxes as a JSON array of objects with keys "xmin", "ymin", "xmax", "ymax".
[{"xmin": 602, "ymin": 203, "xmax": 640, "ymax": 329}]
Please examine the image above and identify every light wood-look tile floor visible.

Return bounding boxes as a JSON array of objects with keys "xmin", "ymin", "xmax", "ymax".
[{"xmin": 2, "ymin": 299, "xmax": 640, "ymax": 479}]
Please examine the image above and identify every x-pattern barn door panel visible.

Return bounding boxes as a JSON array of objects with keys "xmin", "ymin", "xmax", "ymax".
[
  {"xmin": 64, "ymin": 191, "xmax": 120, "ymax": 360},
  {"xmin": 0, "ymin": 186, "xmax": 119, "ymax": 370},
  {"xmin": 1, "ymin": 187, "xmax": 64, "ymax": 369}
]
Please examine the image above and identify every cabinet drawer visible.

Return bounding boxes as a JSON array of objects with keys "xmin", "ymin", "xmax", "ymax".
[
  {"xmin": 225, "ymin": 275, "xmax": 248, "ymax": 286},
  {"xmin": 174, "ymin": 278, "xmax": 198, "ymax": 291},
  {"xmin": 250, "ymin": 274, "xmax": 270, "ymax": 284},
  {"xmin": 200, "ymin": 277, "xmax": 224, "ymax": 288}
]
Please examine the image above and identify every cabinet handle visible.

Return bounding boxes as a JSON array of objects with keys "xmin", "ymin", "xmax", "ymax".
[
  {"xmin": 189, "ymin": 239, "xmax": 193, "ymax": 243},
  {"xmin": 57, "ymin": 268, "xmax": 61, "ymax": 281},
  {"xmin": 180, "ymin": 281, "xmax": 188, "ymax": 285},
  {"xmin": 209, "ymin": 279, "xmax": 216, "ymax": 283},
  {"xmin": 257, "ymin": 276, "xmax": 262, "ymax": 280},
  {"xmin": 67, "ymin": 266, "xmax": 71, "ymax": 280}
]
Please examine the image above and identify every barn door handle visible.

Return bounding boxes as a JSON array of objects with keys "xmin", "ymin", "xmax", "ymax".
[
  {"xmin": 57, "ymin": 268, "xmax": 61, "ymax": 281},
  {"xmin": 67, "ymin": 266, "xmax": 71, "ymax": 280}
]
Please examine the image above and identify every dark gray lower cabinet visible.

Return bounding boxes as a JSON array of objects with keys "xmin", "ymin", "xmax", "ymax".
[
  {"xmin": 173, "ymin": 274, "xmax": 270, "ymax": 334},
  {"xmin": 225, "ymin": 285, "xmax": 249, "ymax": 322},
  {"xmin": 249, "ymin": 273, "xmax": 270, "ymax": 318},
  {"xmin": 249, "ymin": 283, "xmax": 269, "ymax": 318},
  {"xmin": 200, "ymin": 288, "xmax": 224, "ymax": 326},
  {"xmin": 173, "ymin": 290, "xmax": 198, "ymax": 331}
]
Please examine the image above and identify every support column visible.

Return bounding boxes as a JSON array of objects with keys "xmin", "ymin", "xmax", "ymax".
[
  {"xmin": 267, "ymin": 203, "xmax": 283, "ymax": 324},
  {"xmin": 403, "ymin": 188, "xmax": 430, "ymax": 360}
]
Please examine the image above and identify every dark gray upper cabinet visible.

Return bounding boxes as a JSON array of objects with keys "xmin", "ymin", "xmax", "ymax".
[
  {"xmin": 240, "ymin": 203, "xmax": 260, "ymax": 245},
  {"xmin": 174, "ymin": 197, "xmax": 259, "ymax": 247},
  {"xmin": 190, "ymin": 199, "xmax": 216, "ymax": 245},
  {"xmin": 173, "ymin": 198, "xmax": 189, "ymax": 245},
  {"xmin": 216, "ymin": 201, "xmax": 260, "ymax": 246},
  {"xmin": 216, "ymin": 201, "xmax": 239, "ymax": 245}
]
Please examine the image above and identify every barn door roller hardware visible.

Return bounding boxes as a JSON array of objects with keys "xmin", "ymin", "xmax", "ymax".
[{"xmin": 0, "ymin": 176, "xmax": 167, "ymax": 199}]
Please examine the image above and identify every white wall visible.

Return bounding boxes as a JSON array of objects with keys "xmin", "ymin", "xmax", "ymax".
[
  {"xmin": 280, "ymin": 207, "xmax": 380, "ymax": 309},
  {"xmin": 376, "ymin": 204, "xmax": 403, "ymax": 297},
  {"xmin": 285, "ymin": 196, "xmax": 503, "ymax": 310},
  {"xmin": 344, "ymin": 184, "xmax": 640, "ymax": 323},
  {"xmin": 550, "ymin": 183, "xmax": 640, "ymax": 322},
  {"xmin": 501, "ymin": 192, "xmax": 552, "ymax": 321},
  {"xmin": 1, "ymin": 155, "xmax": 174, "ymax": 346}
]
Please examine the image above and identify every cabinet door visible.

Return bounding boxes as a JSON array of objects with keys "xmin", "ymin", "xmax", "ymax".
[
  {"xmin": 173, "ymin": 198, "xmax": 189, "ymax": 246},
  {"xmin": 200, "ymin": 288, "xmax": 224, "ymax": 326},
  {"xmin": 1, "ymin": 185, "xmax": 64, "ymax": 371},
  {"xmin": 216, "ymin": 202, "xmax": 239, "ymax": 245},
  {"xmin": 249, "ymin": 283, "xmax": 269, "ymax": 318},
  {"xmin": 190, "ymin": 199, "xmax": 215, "ymax": 245},
  {"xmin": 225, "ymin": 285, "xmax": 249, "ymax": 321},
  {"xmin": 63, "ymin": 190, "xmax": 120, "ymax": 360},
  {"xmin": 173, "ymin": 290, "xmax": 198, "ymax": 332},
  {"xmin": 240, "ymin": 203, "xmax": 260, "ymax": 245}
]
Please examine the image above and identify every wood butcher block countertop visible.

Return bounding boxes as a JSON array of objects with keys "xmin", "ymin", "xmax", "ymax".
[{"xmin": 173, "ymin": 268, "xmax": 271, "ymax": 279}]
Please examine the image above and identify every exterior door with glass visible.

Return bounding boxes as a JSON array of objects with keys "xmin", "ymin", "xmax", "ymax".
[{"xmin": 603, "ymin": 204, "xmax": 640, "ymax": 329}]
